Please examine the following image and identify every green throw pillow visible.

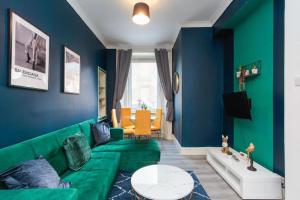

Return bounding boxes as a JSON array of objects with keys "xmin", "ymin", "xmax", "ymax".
[{"xmin": 63, "ymin": 133, "xmax": 91, "ymax": 171}]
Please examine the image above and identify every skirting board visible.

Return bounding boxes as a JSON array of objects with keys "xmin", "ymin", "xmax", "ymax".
[{"xmin": 174, "ymin": 136, "xmax": 208, "ymax": 155}]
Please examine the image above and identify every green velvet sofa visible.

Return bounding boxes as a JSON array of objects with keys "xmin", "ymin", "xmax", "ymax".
[{"xmin": 0, "ymin": 119, "xmax": 160, "ymax": 200}]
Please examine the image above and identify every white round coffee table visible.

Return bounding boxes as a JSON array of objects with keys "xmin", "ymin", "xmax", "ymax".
[{"xmin": 131, "ymin": 165, "xmax": 194, "ymax": 200}]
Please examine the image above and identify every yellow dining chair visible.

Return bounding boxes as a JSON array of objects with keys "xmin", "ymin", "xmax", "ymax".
[
  {"xmin": 120, "ymin": 108, "xmax": 135, "ymax": 129},
  {"xmin": 151, "ymin": 108, "xmax": 162, "ymax": 139},
  {"xmin": 134, "ymin": 110, "xmax": 151, "ymax": 139},
  {"xmin": 120, "ymin": 108, "xmax": 135, "ymax": 137}
]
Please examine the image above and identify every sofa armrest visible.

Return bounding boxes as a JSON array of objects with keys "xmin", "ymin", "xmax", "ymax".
[
  {"xmin": 110, "ymin": 128, "xmax": 124, "ymax": 140},
  {"xmin": 0, "ymin": 188, "xmax": 78, "ymax": 200}
]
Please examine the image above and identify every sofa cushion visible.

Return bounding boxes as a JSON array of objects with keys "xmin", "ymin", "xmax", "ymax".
[
  {"xmin": 92, "ymin": 122, "xmax": 111, "ymax": 145},
  {"xmin": 0, "ymin": 141, "xmax": 35, "ymax": 173},
  {"xmin": 30, "ymin": 132, "xmax": 67, "ymax": 175},
  {"xmin": 63, "ymin": 134, "xmax": 91, "ymax": 171},
  {"xmin": 78, "ymin": 119, "xmax": 96, "ymax": 147},
  {"xmin": 0, "ymin": 157, "xmax": 70, "ymax": 189},
  {"xmin": 92, "ymin": 139, "xmax": 160, "ymax": 171},
  {"xmin": 62, "ymin": 152, "xmax": 120, "ymax": 200}
]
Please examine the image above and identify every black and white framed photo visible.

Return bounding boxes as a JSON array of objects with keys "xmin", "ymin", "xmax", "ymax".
[
  {"xmin": 9, "ymin": 11, "xmax": 49, "ymax": 90},
  {"xmin": 64, "ymin": 47, "xmax": 80, "ymax": 94}
]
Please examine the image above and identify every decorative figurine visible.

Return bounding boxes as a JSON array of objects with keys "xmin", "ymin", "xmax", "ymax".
[
  {"xmin": 238, "ymin": 66, "xmax": 246, "ymax": 91},
  {"xmin": 221, "ymin": 135, "xmax": 232, "ymax": 155},
  {"xmin": 246, "ymin": 143, "xmax": 257, "ymax": 171},
  {"xmin": 245, "ymin": 69, "xmax": 250, "ymax": 76},
  {"xmin": 252, "ymin": 66, "xmax": 258, "ymax": 74}
]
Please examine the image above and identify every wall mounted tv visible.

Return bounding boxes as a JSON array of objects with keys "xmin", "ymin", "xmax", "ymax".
[{"xmin": 223, "ymin": 91, "xmax": 252, "ymax": 120}]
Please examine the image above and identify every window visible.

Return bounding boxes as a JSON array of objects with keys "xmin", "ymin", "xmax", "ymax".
[{"xmin": 121, "ymin": 52, "xmax": 161, "ymax": 111}]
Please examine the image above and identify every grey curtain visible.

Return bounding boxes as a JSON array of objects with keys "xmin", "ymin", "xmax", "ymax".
[
  {"xmin": 113, "ymin": 49, "xmax": 132, "ymax": 121},
  {"xmin": 155, "ymin": 49, "xmax": 174, "ymax": 122}
]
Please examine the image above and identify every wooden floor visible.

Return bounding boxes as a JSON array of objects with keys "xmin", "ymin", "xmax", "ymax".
[{"xmin": 158, "ymin": 140, "xmax": 242, "ymax": 200}]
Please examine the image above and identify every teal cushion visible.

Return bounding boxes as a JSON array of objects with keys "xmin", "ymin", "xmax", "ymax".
[
  {"xmin": 63, "ymin": 134, "xmax": 91, "ymax": 171},
  {"xmin": 30, "ymin": 132, "xmax": 67, "ymax": 175},
  {"xmin": 0, "ymin": 140, "xmax": 35, "ymax": 173},
  {"xmin": 92, "ymin": 139, "xmax": 160, "ymax": 171},
  {"xmin": 62, "ymin": 152, "xmax": 120, "ymax": 200},
  {"xmin": 0, "ymin": 188, "xmax": 78, "ymax": 200},
  {"xmin": 78, "ymin": 119, "xmax": 96, "ymax": 147}
]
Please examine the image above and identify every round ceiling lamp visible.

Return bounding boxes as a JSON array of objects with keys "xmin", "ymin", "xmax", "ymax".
[{"xmin": 132, "ymin": 2, "xmax": 150, "ymax": 25}]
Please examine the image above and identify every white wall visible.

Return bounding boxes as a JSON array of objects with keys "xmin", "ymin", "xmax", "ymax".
[{"xmin": 285, "ymin": 1, "xmax": 300, "ymax": 199}]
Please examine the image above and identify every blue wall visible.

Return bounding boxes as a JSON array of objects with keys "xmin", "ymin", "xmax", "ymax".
[
  {"xmin": 0, "ymin": 0, "xmax": 106, "ymax": 148},
  {"xmin": 273, "ymin": 0, "xmax": 285, "ymax": 176},
  {"xmin": 106, "ymin": 49, "xmax": 116, "ymax": 122},
  {"xmin": 172, "ymin": 30, "xmax": 183, "ymax": 144},
  {"xmin": 172, "ymin": 28, "xmax": 224, "ymax": 147}
]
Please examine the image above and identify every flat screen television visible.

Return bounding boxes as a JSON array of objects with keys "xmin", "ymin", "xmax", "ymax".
[{"xmin": 223, "ymin": 91, "xmax": 252, "ymax": 120}]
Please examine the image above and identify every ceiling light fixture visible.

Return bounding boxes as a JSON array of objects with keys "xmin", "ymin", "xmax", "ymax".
[{"xmin": 132, "ymin": 2, "xmax": 150, "ymax": 25}]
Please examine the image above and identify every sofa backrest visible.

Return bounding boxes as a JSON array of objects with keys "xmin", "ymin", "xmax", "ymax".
[
  {"xmin": 0, "ymin": 119, "xmax": 96, "ymax": 176},
  {"xmin": 78, "ymin": 119, "xmax": 96, "ymax": 147}
]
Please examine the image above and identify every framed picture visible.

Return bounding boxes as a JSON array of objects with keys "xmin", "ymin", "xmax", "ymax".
[
  {"xmin": 64, "ymin": 47, "xmax": 80, "ymax": 94},
  {"xmin": 9, "ymin": 11, "xmax": 49, "ymax": 90}
]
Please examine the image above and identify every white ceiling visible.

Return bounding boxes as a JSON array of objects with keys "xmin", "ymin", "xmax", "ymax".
[{"xmin": 67, "ymin": 0, "xmax": 232, "ymax": 49}]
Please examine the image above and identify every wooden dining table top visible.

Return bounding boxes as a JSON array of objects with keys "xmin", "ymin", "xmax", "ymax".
[{"xmin": 130, "ymin": 114, "xmax": 156, "ymax": 121}]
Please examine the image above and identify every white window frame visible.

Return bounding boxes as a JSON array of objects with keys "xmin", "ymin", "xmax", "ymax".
[{"xmin": 121, "ymin": 52, "xmax": 162, "ymax": 113}]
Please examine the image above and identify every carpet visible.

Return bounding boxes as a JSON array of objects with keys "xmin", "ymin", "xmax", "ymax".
[{"xmin": 108, "ymin": 171, "xmax": 210, "ymax": 200}]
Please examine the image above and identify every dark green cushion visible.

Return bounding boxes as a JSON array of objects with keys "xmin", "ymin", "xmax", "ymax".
[
  {"xmin": 78, "ymin": 119, "xmax": 96, "ymax": 147},
  {"xmin": 0, "ymin": 141, "xmax": 35, "ymax": 173},
  {"xmin": 92, "ymin": 139, "xmax": 160, "ymax": 171},
  {"xmin": 0, "ymin": 124, "xmax": 83, "ymax": 176},
  {"xmin": 0, "ymin": 188, "xmax": 78, "ymax": 200},
  {"xmin": 63, "ymin": 134, "xmax": 91, "ymax": 171},
  {"xmin": 62, "ymin": 152, "xmax": 120, "ymax": 200},
  {"xmin": 30, "ymin": 132, "xmax": 67, "ymax": 175}
]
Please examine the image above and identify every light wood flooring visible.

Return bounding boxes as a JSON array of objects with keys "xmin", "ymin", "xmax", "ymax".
[{"xmin": 158, "ymin": 140, "xmax": 242, "ymax": 200}]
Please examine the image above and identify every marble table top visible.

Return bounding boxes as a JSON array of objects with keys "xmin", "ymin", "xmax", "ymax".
[{"xmin": 131, "ymin": 165, "xmax": 194, "ymax": 200}]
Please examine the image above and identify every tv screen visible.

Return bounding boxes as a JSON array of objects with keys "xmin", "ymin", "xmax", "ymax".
[{"xmin": 223, "ymin": 91, "xmax": 252, "ymax": 120}]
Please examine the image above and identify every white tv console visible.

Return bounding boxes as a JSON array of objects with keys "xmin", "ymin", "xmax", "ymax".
[{"xmin": 207, "ymin": 147, "xmax": 282, "ymax": 199}]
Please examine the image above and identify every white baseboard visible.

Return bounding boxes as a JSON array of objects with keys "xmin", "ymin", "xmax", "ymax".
[
  {"xmin": 174, "ymin": 137, "xmax": 208, "ymax": 155},
  {"xmin": 163, "ymin": 132, "xmax": 174, "ymax": 140}
]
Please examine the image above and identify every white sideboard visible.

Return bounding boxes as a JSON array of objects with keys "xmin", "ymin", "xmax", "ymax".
[{"xmin": 207, "ymin": 147, "xmax": 282, "ymax": 199}]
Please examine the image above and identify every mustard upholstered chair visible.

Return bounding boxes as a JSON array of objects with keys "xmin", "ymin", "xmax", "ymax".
[
  {"xmin": 120, "ymin": 108, "xmax": 135, "ymax": 129},
  {"xmin": 120, "ymin": 108, "xmax": 135, "ymax": 137},
  {"xmin": 151, "ymin": 108, "xmax": 162, "ymax": 139},
  {"xmin": 134, "ymin": 110, "xmax": 151, "ymax": 139}
]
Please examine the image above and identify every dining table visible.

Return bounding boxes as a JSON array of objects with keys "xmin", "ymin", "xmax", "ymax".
[{"xmin": 130, "ymin": 114, "xmax": 156, "ymax": 121}]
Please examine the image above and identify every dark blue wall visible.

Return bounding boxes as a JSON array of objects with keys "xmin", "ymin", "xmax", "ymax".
[
  {"xmin": 106, "ymin": 49, "xmax": 116, "ymax": 122},
  {"xmin": 214, "ymin": 30, "xmax": 234, "ymax": 147},
  {"xmin": 172, "ymin": 28, "xmax": 224, "ymax": 147},
  {"xmin": 273, "ymin": 0, "xmax": 285, "ymax": 176},
  {"xmin": 172, "ymin": 31, "xmax": 183, "ymax": 144},
  {"xmin": 0, "ymin": 0, "xmax": 106, "ymax": 148}
]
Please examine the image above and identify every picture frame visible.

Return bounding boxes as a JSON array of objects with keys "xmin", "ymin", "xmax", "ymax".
[
  {"xmin": 9, "ymin": 11, "xmax": 50, "ymax": 90},
  {"xmin": 64, "ymin": 47, "xmax": 80, "ymax": 94}
]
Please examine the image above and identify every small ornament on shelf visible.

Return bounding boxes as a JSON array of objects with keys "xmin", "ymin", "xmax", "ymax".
[
  {"xmin": 252, "ymin": 66, "xmax": 258, "ymax": 74},
  {"xmin": 246, "ymin": 143, "xmax": 257, "ymax": 171},
  {"xmin": 221, "ymin": 134, "xmax": 232, "ymax": 155},
  {"xmin": 245, "ymin": 69, "xmax": 250, "ymax": 76},
  {"xmin": 238, "ymin": 66, "xmax": 246, "ymax": 91}
]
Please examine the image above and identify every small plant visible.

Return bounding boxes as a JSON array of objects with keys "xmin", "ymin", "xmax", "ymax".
[{"xmin": 137, "ymin": 99, "xmax": 147, "ymax": 110}]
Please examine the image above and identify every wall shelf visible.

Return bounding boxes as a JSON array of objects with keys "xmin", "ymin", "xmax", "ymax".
[
  {"xmin": 236, "ymin": 60, "xmax": 261, "ymax": 79},
  {"xmin": 98, "ymin": 67, "xmax": 107, "ymax": 118}
]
